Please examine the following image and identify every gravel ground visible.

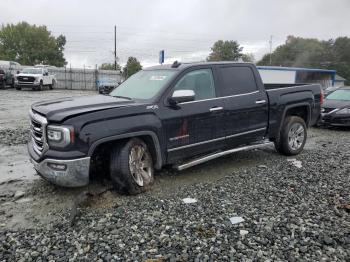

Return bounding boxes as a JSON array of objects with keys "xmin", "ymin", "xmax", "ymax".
[
  {"xmin": 0, "ymin": 89, "xmax": 349, "ymax": 261},
  {"xmin": 1, "ymin": 128, "xmax": 349, "ymax": 261}
]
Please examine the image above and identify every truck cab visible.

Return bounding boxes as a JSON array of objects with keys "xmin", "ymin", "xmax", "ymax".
[{"xmin": 28, "ymin": 62, "xmax": 322, "ymax": 194}]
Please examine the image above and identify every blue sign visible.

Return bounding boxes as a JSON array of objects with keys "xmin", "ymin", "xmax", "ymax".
[{"xmin": 159, "ymin": 50, "xmax": 165, "ymax": 64}]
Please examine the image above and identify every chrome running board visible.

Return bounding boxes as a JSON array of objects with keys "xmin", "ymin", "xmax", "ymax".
[{"xmin": 175, "ymin": 141, "xmax": 274, "ymax": 171}]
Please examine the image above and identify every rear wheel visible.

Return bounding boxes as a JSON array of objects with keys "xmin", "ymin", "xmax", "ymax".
[
  {"xmin": 274, "ymin": 116, "xmax": 307, "ymax": 156},
  {"xmin": 110, "ymin": 138, "xmax": 154, "ymax": 194}
]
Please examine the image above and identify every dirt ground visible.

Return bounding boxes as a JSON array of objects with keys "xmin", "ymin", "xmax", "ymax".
[{"xmin": 0, "ymin": 88, "xmax": 348, "ymax": 231}]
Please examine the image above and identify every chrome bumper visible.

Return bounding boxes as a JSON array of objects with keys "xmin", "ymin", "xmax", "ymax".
[{"xmin": 30, "ymin": 157, "xmax": 90, "ymax": 187}]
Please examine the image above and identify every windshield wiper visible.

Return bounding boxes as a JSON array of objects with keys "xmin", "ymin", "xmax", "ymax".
[{"xmin": 110, "ymin": 95, "xmax": 133, "ymax": 100}]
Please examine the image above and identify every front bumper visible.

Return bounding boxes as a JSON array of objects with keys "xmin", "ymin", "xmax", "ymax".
[
  {"xmin": 16, "ymin": 82, "xmax": 39, "ymax": 87},
  {"xmin": 30, "ymin": 156, "xmax": 91, "ymax": 187},
  {"xmin": 319, "ymin": 113, "xmax": 350, "ymax": 127}
]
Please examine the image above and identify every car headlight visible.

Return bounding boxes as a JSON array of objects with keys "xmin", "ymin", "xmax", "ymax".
[
  {"xmin": 47, "ymin": 125, "xmax": 74, "ymax": 147},
  {"xmin": 335, "ymin": 108, "xmax": 350, "ymax": 115},
  {"xmin": 34, "ymin": 77, "xmax": 39, "ymax": 83}
]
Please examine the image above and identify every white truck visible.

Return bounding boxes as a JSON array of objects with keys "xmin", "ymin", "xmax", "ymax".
[{"xmin": 15, "ymin": 67, "xmax": 56, "ymax": 91}]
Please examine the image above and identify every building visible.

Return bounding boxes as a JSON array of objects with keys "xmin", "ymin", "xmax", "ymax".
[
  {"xmin": 257, "ymin": 66, "xmax": 337, "ymax": 89},
  {"xmin": 334, "ymin": 74, "xmax": 346, "ymax": 88}
]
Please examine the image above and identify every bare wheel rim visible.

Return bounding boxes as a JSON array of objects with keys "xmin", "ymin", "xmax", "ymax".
[
  {"xmin": 288, "ymin": 123, "xmax": 305, "ymax": 150},
  {"xmin": 129, "ymin": 144, "xmax": 152, "ymax": 187}
]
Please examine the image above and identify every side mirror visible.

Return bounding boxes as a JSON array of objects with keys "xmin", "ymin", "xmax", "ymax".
[{"xmin": 168, "ymin": 90, "xmax": 195, "ymax": 106}]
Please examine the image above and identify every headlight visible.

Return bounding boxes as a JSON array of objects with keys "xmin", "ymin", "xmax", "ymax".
[
  {"xmin": 47, "ymin": 125, "xmax": 74, "ymax": 147},
  {"xmin": 34, "ymin": 77, "xmax": 39, "ymax": 83},
  {"xmin": 335, "ymin": 108, "xmax": 350, "ymax": 115}
]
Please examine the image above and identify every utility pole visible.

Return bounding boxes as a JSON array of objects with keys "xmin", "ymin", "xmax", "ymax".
[
  {"xmin": 114, "ymin": 25, "xmax": 117, "ymax": 70},
  {"xmin": 269, "ymin": 35, "xmax": 273, "ymax": 65}
]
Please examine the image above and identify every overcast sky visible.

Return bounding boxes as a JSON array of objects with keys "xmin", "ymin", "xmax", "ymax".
[{"xmin": 2, "ymin": 0, "xmax": 350, "ymax": 68}]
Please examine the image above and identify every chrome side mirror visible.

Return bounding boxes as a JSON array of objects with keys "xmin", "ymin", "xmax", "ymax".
[{"xmin": 168, "ymin": 89, "xmax": 195, "ymax": 106}]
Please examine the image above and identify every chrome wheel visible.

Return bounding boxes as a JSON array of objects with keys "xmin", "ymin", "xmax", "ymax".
[
  {"xmin": 288, "ymin": 123, "xmax": 305, "ymax": 151},
  {"xmin": 129, "ymin": 144, "xmax": 152, "ymax": 187}
]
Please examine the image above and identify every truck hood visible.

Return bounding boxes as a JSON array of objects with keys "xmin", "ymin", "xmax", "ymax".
[
  {"xmin": 17, "ymin": 73, "xmax": 41, "ymax": 77},
  {"xmin": 323, "ymin": 99, "xmax": 350, "ymax": 109},
  {"xmin": 32, "ymin": 95, "xmax": 139, "ymax": 122}
]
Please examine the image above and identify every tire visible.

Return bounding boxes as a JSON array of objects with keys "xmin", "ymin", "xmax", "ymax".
[
  {"xmin": 1, "ymin": 81, "xmax": 5, "ymax": 89},
  {"xmin": 274, "ymin": 116, "xmax": 307, "ymax": 156},
  {"xmin": 49, "ymin": 80, "xmax": 55, "ymax": 90},
  {"xmin": 15, "ymin": 86, "xmax": 21, "ymax": 90},
  {"xmin": 37, "ymin": 81, "xmax": 43, "ymax": 91},
  {"xmin": 110, "ymin": 138, "xmax": 154, "ymax": 195}
]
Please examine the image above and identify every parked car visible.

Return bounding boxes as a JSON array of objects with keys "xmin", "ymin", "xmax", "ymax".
[
  {"xmin": 97, "ymin": 77, "xmax": 119, "ymax": 94},
  {"xmin": 0, "ymin": 60, "xmax": 21, "ymax": 87},
  {"xmin": 28, "ymin": 62, "xmax": 322, "ymax": 194},
  {"xmin": 0, "ymin": 69, "xmax": 6, "ymax": 89},
  {"xmin": 319, "ymin": 86, "xmax": 350, "ymax": 127},
  {"xmin": 15, "ymin": 67, "xmax": 56, "ymax": 91}
]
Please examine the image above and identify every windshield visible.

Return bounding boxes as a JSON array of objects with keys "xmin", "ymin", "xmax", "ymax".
[
  {"xmin": 21, "ymin": 68, "xmax": 42, "ymax": 74},
  {"xmin": 110, "ymin": 70, "xmax": 176, "ymax": 100},
  {"xmin": 326, "ymin": 89, "xmax": 350, "ymax": 101}
]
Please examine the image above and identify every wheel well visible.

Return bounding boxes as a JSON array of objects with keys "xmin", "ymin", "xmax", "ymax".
[
  {"xmin": 285, "ymin": 106, "xmax": 309, "ymax": 125},
  {"xmin": 90, "ymin": 135, "xmax": 160, "ymax": 177}
]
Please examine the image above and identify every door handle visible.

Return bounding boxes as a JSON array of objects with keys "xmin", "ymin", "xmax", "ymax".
[
  {"xmin": 255, "ymin": 100, "xmax": 266, "ymax": 104},
  {"xmin": 209, "ymin": 106, "xmax": 223, "ymax": 112}
]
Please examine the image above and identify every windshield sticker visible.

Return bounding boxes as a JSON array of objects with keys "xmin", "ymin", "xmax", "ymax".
[{"xmin": 150, "ymin": 75, "xmax": 167, "ymax": 81}]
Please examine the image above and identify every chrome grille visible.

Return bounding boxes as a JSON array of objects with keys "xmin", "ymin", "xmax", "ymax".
[{"xmin": 30, "ymin": 110, "xmax": 48, "ymax": 155}]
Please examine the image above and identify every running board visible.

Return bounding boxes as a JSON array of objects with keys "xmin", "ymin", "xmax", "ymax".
[{"xmin": 174, "ymin": 141, "xmax": 274, "ymax": 171}]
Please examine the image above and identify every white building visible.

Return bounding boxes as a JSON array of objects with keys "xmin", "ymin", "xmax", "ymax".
[{"xmin": 257, "ymin": 66, "xmax": 337, "ymax": 89}]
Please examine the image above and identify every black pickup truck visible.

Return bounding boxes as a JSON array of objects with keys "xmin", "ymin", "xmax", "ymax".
[{"xmin": 28, "ymin": 62, "xmax": 322, "ymax": 194}]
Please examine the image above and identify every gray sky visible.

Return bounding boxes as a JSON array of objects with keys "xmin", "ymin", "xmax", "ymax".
[{"xmin": 2, "ymin": 0, "xmax": 350, "ymax": 68}]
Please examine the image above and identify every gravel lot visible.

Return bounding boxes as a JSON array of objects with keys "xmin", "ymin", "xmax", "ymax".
[{"xmin": 0, "ymin": 89, "xmax": 349, "ymax": 261}]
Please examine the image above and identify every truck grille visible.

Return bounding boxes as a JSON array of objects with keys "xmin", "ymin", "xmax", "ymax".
[
  {"xmin": 18, "ymin": 76, "xmax": 35, "ymax": 82},
  {"xmin": 30, "ymin": 110, "xmax": 48, "ymax": 155}
]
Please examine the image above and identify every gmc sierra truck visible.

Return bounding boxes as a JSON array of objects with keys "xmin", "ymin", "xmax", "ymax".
[{"xmin": 28, "ymin": 62, "xmax": 322, "ymax": 194}]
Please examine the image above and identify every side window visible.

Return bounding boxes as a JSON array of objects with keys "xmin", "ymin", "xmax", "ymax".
[
  {"xmin": 219, "ymin": 66, "xmax": 258, "ymax": 96},
  {"xmin": 174, "ymin": 69, "xmax": 216, "ymax": 101}
]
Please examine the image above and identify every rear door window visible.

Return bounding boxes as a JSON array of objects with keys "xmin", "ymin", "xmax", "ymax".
[{"xmin": 219, "ymin": 66, "xmax": 258, "ymax": 96}]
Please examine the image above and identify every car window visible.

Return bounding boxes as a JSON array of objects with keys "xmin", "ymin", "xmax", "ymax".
[
  {"xmin": 326, "ymin": 89, "xmax": 350, "ymax": 101},
  {"xmin": 110, "ymin": 70, "xmax": 176, "ymax": 100},
  {"xmin": 173, "ymin": 69, "xmax": 216, "ymax": 101},
  {"xmin": 219, "ymin": 66, "xmax": 258, "ymax": 96}
]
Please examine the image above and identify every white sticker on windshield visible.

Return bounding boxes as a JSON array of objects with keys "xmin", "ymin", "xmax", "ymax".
[{"xmin": 150, "ymin": 75, "xmax": 167, "ymax": 81}]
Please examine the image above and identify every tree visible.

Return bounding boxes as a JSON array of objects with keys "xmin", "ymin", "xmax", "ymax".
[
  {"xmin": 123, "ymin": 57, "xmax": 142, "ymax": 78},
  {"xmin": 242, "ymin": 53, "xmax": 255, "ymax": 63},
  {"xmin": 99, "ymin": 62, "xmax": 121, "ymax": 71},
  {"xmin": 207, "ymin": 40, "xmax": 244, "ymax": 61},
  {"xmin": 0, "ymin": 22, "xmax": 67, "ymax": 66}
]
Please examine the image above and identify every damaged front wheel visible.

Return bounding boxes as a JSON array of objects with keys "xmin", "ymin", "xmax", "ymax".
[{"xmin": 110, "ymin": 138, "xmax": 154, "ymax": 194}]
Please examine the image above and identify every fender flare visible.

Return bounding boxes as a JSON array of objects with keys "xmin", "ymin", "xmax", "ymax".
[
  {"xmin": 88, "ymin": 131, "xmax": 163, "ymax": 169},
  {"xmin": 278, "ymin": 102, "xmax": 311, "ymax": 134}
]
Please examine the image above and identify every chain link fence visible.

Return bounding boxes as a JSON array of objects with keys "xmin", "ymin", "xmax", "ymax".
[{"xmin": 0, "ymin": 64, "xmax": 122, "ymax": 91}]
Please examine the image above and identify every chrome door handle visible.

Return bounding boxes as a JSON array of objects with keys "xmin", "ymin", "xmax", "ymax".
[
  {"xmin": 210, "ymin": 106, "xmax": 223, "ymax": 112},
  {"xmin": 255, "ymin": 100, "xmax": 266, "ymax": 104}
]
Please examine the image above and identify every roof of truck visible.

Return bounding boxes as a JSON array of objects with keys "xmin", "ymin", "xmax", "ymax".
[
  {"xmin": 146, "ymin": 61, "xmax": 254, "ymax": 70},
  {"xmin": 257, "ymin": 66, "xmax": 336, "ymax": 74}
]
